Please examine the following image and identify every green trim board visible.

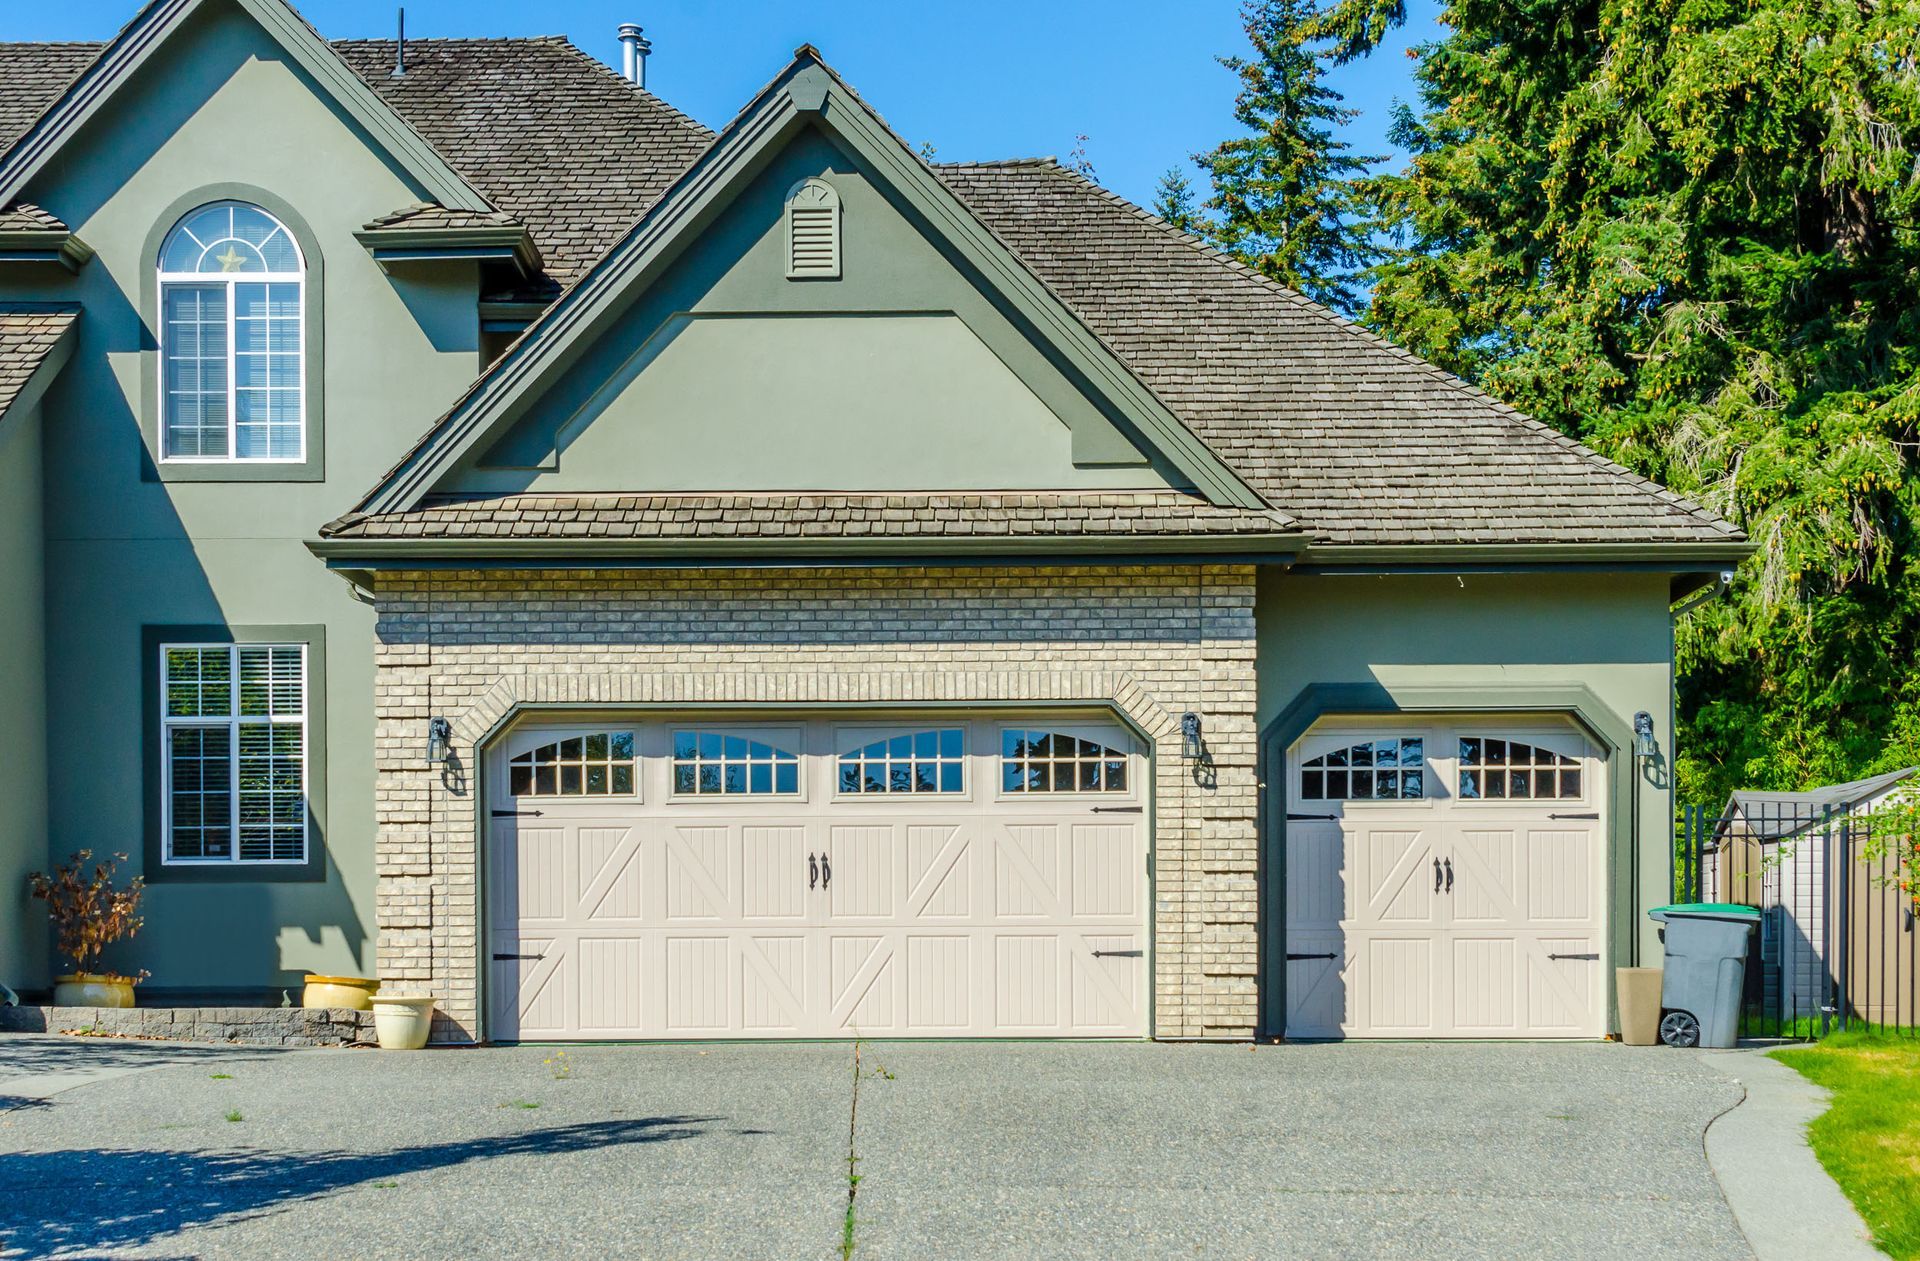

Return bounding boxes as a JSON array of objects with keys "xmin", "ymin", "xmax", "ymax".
[
  {"xmin": 0, "ymin": 0, "xmax": 491, "ymax": 216},
  {"xmin": 349, "ymin": 49, "xmax": 1270, "ymax": 518},
  {"xmin": 136, "ymin": 182, "xmax": 326, "ymax": 483},
  {"xmin": 354, "ymin": 225, "xmax": 540, "ymax": 278},
  {"xmin": 0, "ymin": 231, "xmax": 94, "ymax": 272},
  {"xmin": 309, "ymin": 533, "xmax": 1305, "ymax": 566},
  {"xmin": 1295, "ymin": 542, "xmax": 1755, "ymax": 568},
  {"xmin": 139, "ymin": 623, "xmax": 329, "ymax": 884},
  {"xmin": 1256, "ymin": 681, "xmax": 1646, "ymax": 1040}
]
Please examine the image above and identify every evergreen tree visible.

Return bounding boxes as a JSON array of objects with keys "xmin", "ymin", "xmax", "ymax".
[
  {"xmin": 1153, "ymin": 166, "xmax": 1201, "ymax": 232},
  {"xmin": 1338, "ymin": 0, "xmax": 1920, "ymax": 801},
  {"xmin": 1195, "ymin": 0, "xmax": 1383, "ymax": 314}
]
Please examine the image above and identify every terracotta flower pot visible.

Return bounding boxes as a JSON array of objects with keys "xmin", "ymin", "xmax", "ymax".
[{"xmin": 53, "ymin": 972, "xmax": 137, "ymax": 1008}]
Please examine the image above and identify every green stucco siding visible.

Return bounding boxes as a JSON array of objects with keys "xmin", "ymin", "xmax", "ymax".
[
  {"xmin": 455, "ymin": 127, "xmax": 1178, "ymax": 494},
  {"xmin": 1256, "ymin": 570, "xmax": 1678, "ymax": 1028},
  {"xmin": 0, "ymin": 398, "xmax": 49, "ymax": 987},
  {"xmin": 0, "ymin": 2, "xmax": 484, "ymax": 995}
]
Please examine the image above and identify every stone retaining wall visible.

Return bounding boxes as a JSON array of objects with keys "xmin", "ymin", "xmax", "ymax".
[{"xmin": 0, "ymin": 1005, "xmax": 376, "ymax": 1047}]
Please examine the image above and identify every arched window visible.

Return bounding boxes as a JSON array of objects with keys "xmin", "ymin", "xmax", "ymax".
[
  {"xmin": 1299, "ymin": 737, "xmax": 1425, "ymax": 801},
  {"xmin": 785, "ymin": 178, "xmax": 841, "ymax": 279},
  {"xmin": 158, "ymin": 201, "xmax": 305, "ymax": 462}
]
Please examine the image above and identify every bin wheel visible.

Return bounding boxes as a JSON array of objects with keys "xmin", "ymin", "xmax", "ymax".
[{"xmin": 1660, "ymin": 1011, "xmax": 1701, "ymax": 1048}]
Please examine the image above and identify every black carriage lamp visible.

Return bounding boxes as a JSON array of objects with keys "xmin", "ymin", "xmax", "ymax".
[
  {"xmin": 426, "ymin": 716, "xmax": 453, "ymax": 766},
  {"xmin": 1632, "ymin": 711, "xmax": 1658, "ymax": 760},
  {"xmin": 1180, "ymin": 711, "xmax": 1204, "ymax": 760}
]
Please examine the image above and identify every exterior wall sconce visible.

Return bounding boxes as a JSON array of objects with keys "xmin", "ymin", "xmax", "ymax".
[
  {"xmin": 1632, "ymin": 711, "xmax": 1658, "ymax": 760},
  {"xmin": 426, "ymin": 716, "xmax": 453, "ymax": 766},
  {"xmin": 1180, "ymin": 712, "xmax": 1204, "ymax": 760}
]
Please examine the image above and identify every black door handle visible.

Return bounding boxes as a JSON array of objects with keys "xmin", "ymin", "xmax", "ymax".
[
  {"xmin": 809, "ymin": 853, "xmax": 819, "ymax": 889},
  {"xmin": 821, "ymin": 853, "xmax": 831, "ymax": 890},
  {"xmin": 1433, "ymin": 857, "xmax": 1442, "ymax": 893},
  {"xmin": 1444, "ymin": 858, "xmax": 1454, "ymax": 892}
]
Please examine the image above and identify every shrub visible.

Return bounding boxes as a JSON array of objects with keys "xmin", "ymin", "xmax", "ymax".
[{"xmin": 26, "ymin": 851, "xmax": 147, "ymax": 978}]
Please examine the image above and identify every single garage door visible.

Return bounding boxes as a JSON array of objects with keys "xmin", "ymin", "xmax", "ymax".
[
  {"xmin": 1284, "ymin": 718, "xmax": 1608, "ymax": 1039},
  {"xmin": 487, "ymin": 715, "xmax": 1149, "ymax": 1040}
]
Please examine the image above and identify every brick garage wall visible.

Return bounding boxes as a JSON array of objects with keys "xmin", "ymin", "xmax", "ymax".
[{"xmin": 370, "ymin": 565, "xmax": 1258, "ymax": 1042}]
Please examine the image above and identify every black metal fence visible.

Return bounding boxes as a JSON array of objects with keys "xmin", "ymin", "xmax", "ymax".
[{"xmin": 1674, "ymin": 800, "xmax": 1917, "ymax": 1039}]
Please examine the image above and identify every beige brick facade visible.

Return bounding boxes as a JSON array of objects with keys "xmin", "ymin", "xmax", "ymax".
[{"xmin": 370, "ymin": 564, "xmax": 1259, "ymax": 1041}]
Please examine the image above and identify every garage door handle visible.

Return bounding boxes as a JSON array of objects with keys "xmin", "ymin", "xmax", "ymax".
[
  {"xmin": 492, "ymin": 952, "xmax": 544, "ymax": 961},
  {"xmin": 1287, "ymin": 952, "xmax": 1337, "ymax": 961},
  {"xmin": 809, "ymin": 853, "xmax": 819, "ymax": 889},
  {"xmin": 1444, "ymin": 858, "xmax": 1453, "ymax": 893},
  {"xmin": 1548, "ymin": 952, "xmax": 1599, "ymax": 961},
  {"xmin": 821, "ymin": 853, "xmax": 831, "ymax": 890},
  {"xmin": 1092, "ymin": 949, "xmax": 1143, "ymax": 958},
  {"xmin": 1434, "ymin": 857, "xmax": 1443, "ymax": 893}
]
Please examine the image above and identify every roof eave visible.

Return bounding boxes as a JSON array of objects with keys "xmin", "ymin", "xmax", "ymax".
[
  {"xmin": 0, "ymin": 229, "xmax": 93, "ymax": 272},
  {"xmin": 355, "ymin": 225, "xmax": 541, "ymax": 278},
  {"xmin": 1292, "ymin": 540, "xmax": 1756, "ymax": 572}
]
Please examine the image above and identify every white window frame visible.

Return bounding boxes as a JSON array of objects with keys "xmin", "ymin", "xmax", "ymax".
[
  {"xmin": 666, "ymin": 724, "xmax": 807, "ymax": 802},
  {"xmin": 159, "ymin": 642, "xmax": 310, "ymax": 865},
  {"xmin": 157, "ymin": 201, "xmax": 308, "ymax": 465},
  {"xmin": 993, "ymin": 722, "xmax": 1136, "ymax": 800},
  {"xmin": 1296, "ymin": 733, "xmax": 1430, "ymax": 804},
  {"xmin": 832, "ymin": 723, "xmax": 971, "ymax": 800},
  {"xmin": 503, "ymin": 727, "xmax": 641, "ymax": 803}
]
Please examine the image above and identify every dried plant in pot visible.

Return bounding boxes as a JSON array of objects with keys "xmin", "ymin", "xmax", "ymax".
[{"xmin": 27, "ymin": 851, "xmax": 148, "ymax": 1007}]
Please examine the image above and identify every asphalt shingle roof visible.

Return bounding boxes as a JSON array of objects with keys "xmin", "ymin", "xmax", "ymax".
[
  {"xmin": 0, "ymin": 31, "xmax": 1744, "ymax": 551},
  {"xmin": 0, "ymin": 305, "xmax": 78, "ymax": 421},
  {"xmin": 321, "ymin": 492, "xmax": 1298, "ymax": 542},
  {"xmin": 0, "ymin": 202, "xmax": 67, "ymax": 233},
  {"xmin": 361, "ymin": 202, "xmax": 522, "ymax": 232}
]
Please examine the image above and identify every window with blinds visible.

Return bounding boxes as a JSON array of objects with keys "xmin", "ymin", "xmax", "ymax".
[
  {"xmin": 785, "ymin": 178, "xmax": 842, "ymax": 279},
  {"xmin": 161, "ymin": 643, "xmax": 308, "ymax": 863}
]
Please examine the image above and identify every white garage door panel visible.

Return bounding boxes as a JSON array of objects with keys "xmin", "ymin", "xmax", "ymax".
[
  {"xmin": 1285, "ymin": 720, "xmax": 1607, "ymax": 1040},
  {"xmin": 488, "ymin": 719, "xmax": 1147, "ymax": 1040}
]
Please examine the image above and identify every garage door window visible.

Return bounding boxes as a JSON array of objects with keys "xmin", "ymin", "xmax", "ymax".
[
  {"xmin": 672, "ymin": 730, "xmax": 800, "ymax": 796},
  {"xmin": 1458, "ymin": 737, "xmax": 1580, "ymax": 800},
  {"xmin": 1299, "ymin": 737, "xmax": 1424, "ymax": 801},
  {"xmin": 509, "ymin": 732, "xmax": 636, "ymax": 798},
  {"xmin": 838, "ymin": 729, "xmax": 964, "ymax": 794},
  {"xmin": 1001, "ymin": 730, "xmax": 1127, "ymax": 793}
]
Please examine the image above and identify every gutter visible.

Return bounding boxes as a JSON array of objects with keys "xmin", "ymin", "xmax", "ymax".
[
  {"xmin": 0, "ymin": 230, "xmax": 93, "ymax": 272},
  {"xmin": 1293, "ymin": 541, "xmax": 1757, "ymax": 571}
]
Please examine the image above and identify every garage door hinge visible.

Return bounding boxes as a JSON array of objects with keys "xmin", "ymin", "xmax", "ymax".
[
  {"xmin": 492, "ymin": 952, "xmax": 545, "ymax": 961},
  {"xmin": 1091, "ymin": 805, "xmax": 1144, "ymax": 814},
  {"xmin": 1287, "ymin": 952, "xmax": 1337, "ymax": 961},
  {"xmin": 1547, "ymin": 952, "xmax": 1600, "ymax": 961},
  {"xmin": 1547, "ymin": 812, "xmax": 1600, "ymax": 820},
  {"xmin": 1092, "ymin": 949, "xmax": 1144, "ymax": 958},
  {"xmin": 1287, "ymin": 812, "xmax": 1337, "ymax": 821},
  {"xmin": 491, "ymin": 809, "xmax": 545, "ymax": 818}
]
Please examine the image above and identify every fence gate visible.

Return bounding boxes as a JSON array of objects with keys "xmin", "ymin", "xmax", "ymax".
[{"xmin": 1675, "ymin": 801, "xmax": 1916, "ymax": 1039}]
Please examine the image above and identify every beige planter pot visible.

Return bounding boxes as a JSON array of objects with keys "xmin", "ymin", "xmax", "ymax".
[
  {"xmin": 1617, "ymin": 967, "xmax": 1664, "ymax": 1046},
  {"xmin": 370, "ymin": 996, "xmax": 436, "ymax": 1050},
  {"xmin": 302, "ymin": 975, "xmax": 380, "ymax": 1011},
  {"xmin": 53, "ymin": 973, "xmax": 137, "ymax": 1008}
]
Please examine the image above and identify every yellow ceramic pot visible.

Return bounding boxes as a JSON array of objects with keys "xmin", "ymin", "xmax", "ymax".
[
  {"xmin": 370, "ymin": 996, "xmax": 436, "ymax": 1050},
  {"xmin": 52, "ymin": 973, "xmax": 137, "ymax": 1008},
  {"xmin": 302, "ymin": 975, "xmax": 380, "ymax": 1011}
]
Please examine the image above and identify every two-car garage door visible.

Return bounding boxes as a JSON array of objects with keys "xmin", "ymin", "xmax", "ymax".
[
  {"xmin": 1284, "ymin": 718, "xmax": 1609, "ymax": 1039},
  {"xmin": 486, "ymin": 716, "xmax": 1148, "ymax": 1040}
]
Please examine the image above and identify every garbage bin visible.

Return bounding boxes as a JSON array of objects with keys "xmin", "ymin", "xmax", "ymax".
[{"xmin": 1648, "ymin": 903, "xmax": 1761, "ymax": 1048}]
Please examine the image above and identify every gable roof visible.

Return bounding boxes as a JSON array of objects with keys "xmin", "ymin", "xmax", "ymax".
[
  {"xmin": 0, "ymin": 305, "xmax": 80, "ymax": 423},
  {"xmin": 0, "ymin": 0, "xmax": 492, "ymax": 217},
  {"xmin": 346, "ymin": 49, "xmax": 1271, "ymax": 520},
  {"xmin": 0, "ymin": 24, "xmax": 1750, "ymax": 557},
  {"xmin": 1723, "ymin": 766, "xmax": 1920, "ymax": 841}
]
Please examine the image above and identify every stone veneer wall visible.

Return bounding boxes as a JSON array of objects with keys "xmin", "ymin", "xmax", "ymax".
[{"xmin": 370, "ymin": 565, "xmax": 1259, "ymax": 1042}]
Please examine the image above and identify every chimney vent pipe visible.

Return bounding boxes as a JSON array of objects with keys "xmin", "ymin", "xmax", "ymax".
[{"xmin": 618, "ymin": 23, "xmax": 652, "ymax": 89}]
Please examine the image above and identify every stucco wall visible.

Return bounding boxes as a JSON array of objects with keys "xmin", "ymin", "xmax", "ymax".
[
  {"xmin": 1257, "ymin": 570, "xmax": 1678, "ymax": 996},
  {"xmin": 0, "ymin": 4, "xmax": 484, "ymax": 993},
  {"xmin": 0, "ymin": 399, "xmax": 48, "ymax": 987},
  {"xmin": 369, "ymin": 565, "xmax": 1260, "ymax": 1042}
]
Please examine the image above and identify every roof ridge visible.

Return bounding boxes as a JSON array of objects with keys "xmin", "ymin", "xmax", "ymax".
[{"xmin": 1018, "ymin": 161, "xmax": 1743, "ymax": 541}]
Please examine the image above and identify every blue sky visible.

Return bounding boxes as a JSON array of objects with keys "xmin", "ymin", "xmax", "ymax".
[{"xmin": 11, "ymin": 1, "xmax": 1443, "ymax": 212}]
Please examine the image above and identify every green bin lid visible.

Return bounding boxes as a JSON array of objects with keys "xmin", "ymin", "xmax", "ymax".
[{"xmin": 1648, "ymin": 902, "xmax": 1761, "ymax": 921}]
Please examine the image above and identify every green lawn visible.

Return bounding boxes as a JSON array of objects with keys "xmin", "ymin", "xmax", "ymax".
[{"xmin": 1773, "ymin": 1035, "xmax": 1920, "ymax": 1258}]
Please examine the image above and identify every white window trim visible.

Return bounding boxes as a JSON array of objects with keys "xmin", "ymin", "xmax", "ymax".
[
  {"xmin": 992, "ymin": 722, "xmax": 1137, "ymax": 801},
  {"xmin": 159, "ymin": 642, "xmax": 310, "ymax": 866},
  {"xmin": 831, "ymin": 723, "xmax": 972, "ymax": 800},
  {"xmin": 666, "ymin": 724, "xmax": 807, "ymax": 802},
  {"xmin": 157, "ymin": 203, "xmax": 308, "ymax": 465},
  {"xmin": 503, "ymin": 727, "xmax": 642, "ymax": 803}
]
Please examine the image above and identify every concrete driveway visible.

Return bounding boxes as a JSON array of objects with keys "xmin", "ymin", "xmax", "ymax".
[{"xmin": 0, "ymin": 1036, "xmax": 1750, "ymax": 1260}]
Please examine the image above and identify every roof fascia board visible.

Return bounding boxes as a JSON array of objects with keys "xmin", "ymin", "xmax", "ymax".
[
  {"xmin": 355, "ymin": 54, "xmax": 1270, "ymax": 516},
  {"xmin": 355, "ymin": 226, "xmax": 540, "ymax": 276},
  {"xmin": 0, "ymin": 0, "xmax": 491, "ymax": 214},
  {"xmin": 1294, "ymin": 541, "xmax": 1755, "ymax": 570},
  {"xmin": 307, "ymin": 531, "xmax": 1307, "ymax": 566},
  {"xmin": 0, "ymin": 232, "xmax": 94, "ymax": 271}
]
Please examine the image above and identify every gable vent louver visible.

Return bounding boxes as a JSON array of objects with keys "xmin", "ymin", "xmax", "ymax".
[{"xmin": 785, "ymin": 178, "xmax": 842, "ymax": 279}]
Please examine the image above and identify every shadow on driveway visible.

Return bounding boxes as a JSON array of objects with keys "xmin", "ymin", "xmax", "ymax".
[{"xmin": 2, "ymin": 1116, "xmax": 713, "ymax": 1258}]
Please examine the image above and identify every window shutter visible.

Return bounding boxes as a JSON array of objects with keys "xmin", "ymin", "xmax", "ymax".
[{"xmin": 785, "ymin": 179, "xmax": 842, "ymax": 279}]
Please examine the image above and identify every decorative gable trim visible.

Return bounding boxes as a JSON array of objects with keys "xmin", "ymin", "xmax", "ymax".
[
  {"xmin": 0, "ymin": 0, "xmax": 493, "ymax": 215},
  {"xmin": 349, "ymin": 48, "xmax": 1270, "ymax": 518}
]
